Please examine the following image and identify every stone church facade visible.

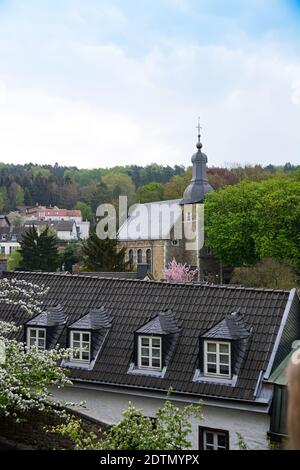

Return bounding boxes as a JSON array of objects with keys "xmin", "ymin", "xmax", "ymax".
[{"xmin": 118, "ymin": 133, "xmax": 228, "ymax": 282}]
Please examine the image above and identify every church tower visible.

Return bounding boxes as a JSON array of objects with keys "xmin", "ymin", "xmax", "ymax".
[{"xmin": 180, "ymin": 121, "xmax": 218, "ymax": 281}]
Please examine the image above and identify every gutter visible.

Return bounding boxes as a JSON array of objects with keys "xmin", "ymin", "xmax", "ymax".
[{"xmin": 264, "ymin": 288, "xmax": 298, "ymax": 381}]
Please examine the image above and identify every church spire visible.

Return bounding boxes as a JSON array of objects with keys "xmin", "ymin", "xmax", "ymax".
[{"xmin": 180, "ymin": 119, "xmax": 214, "ymax": 205}]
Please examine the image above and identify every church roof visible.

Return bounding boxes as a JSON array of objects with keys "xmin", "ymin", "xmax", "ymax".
[{"xmin": 118, "ymin": 199, "xmax": 182, "ymax": 241}]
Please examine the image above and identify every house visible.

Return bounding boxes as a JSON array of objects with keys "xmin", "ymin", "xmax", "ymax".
[
  {"xmin": 25, "ymin": 205, "xmax": 82, "ymax": 223},
  {"xmin": 1, "ymin": 270, "xmax": 299, "ymax": 450},
  {"xmin": 118, "ymin": 131, "xmax": 228, "ymax": 282},
  {"xmin": 0, "ymin": 227, "xmax": 24, "ymax": 256},
  {"xmin": 24, "ymin": 220, "xmax": 79, "ymax": 242},
  {"xmin": 0, "ymin": 215, "xmax": 10, "ymax": 228}
]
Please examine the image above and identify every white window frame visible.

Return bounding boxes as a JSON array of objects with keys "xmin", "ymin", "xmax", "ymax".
[
  {"xmin": 138, "ymin": 335, "xmax": 162, "ymax": 371},
  {"xmin": 27, "ymin": 327, "xmax": 46, "ymax": 351},
  {"xmin": 70, "ymin": 330, "xmax": 91, "ymax": 363},
  {"xmin": 203, "ymin": 430, "xmax": 228, "ymax": 450},
  {"xmin": 204, "ymin": 341, "xmax": 231, "ymax": 378}
]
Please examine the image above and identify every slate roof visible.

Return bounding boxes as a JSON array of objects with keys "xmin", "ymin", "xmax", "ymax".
[
  {"xmin": 0, "ymin": 271, "xmax": 297, "ymax": 402},
  {"xmin": 78, "ymin": 272, "xmax": 138, "ymax": 280},
  {"xmin": 136, "ymin": 310, "xmax": 180, "ymax": 335},
  {"xmin": 202, "ymin": 313, "xmax": 251, "ymax": 340},
  {"xmin": 25, "ymin": 220, "xmax": 76, "ymax": 232},
  {"xmin": 118, "ymin": 199, "xmax": 182, "ymax": 241},
  {"xmin": 26, "ymin": 304, "xmax": 65, "ymax": 327},
  {"xmin": 69, "ymin": 306, "xmax": 112, "ymax": 331},
  {"xmin": 0, "ymin": 227, "xmax": 25, "ymax": 242}
]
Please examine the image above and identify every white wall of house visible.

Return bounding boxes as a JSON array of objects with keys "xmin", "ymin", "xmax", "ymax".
[
  {"xmin": 76, "ymin": 221, "xmax": 90, "ymax": 240},
  {"xmin": 56, "ymin": 228, "xmax": 78, "ymax": 241},
  {"xmin": 0, "ymin": 242, "xmax": 20, "ymax": 256},
  {"xmin": 53, "ymin": 386, "xmax": 270, "ymax": 450}
]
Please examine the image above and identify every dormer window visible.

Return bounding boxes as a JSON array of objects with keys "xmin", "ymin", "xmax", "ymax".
[
  {"xmin": 27, "ymin": 327, "xmax": 46, "ymax": 351},
  {"xmin": 129, "ymin": 310, "xmax": 180, "ymax": 378},
  {"xmin": 138, "ymin": 336, "xmax": 162, "ymax": 370},
  {"xmin": 70, "ymin": 331, "xmax": 91, "ymax": 363},
  {"xmin": 204, "ymin": 341, "xmax": 231, "ymax": 378}
]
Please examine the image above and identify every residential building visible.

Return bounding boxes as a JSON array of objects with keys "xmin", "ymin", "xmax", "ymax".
[{"xmin": 1, "ymin": 270, "xmax": 299, "ymax": 450}]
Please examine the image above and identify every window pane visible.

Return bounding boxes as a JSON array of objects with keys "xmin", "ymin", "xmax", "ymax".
[
  {"xmin": 152, "ymin": 358, "xmax": 160, "ymax": 368},
  {"xmin": 30, "ymin": 338, "xmax": 36, "ymax": 346},
  {"xmin": 152, "ymin": 348, "xmax": 160, "ymax": 358},
  {"xmin": 30, "ymin": 330, "xmax": 37, "ymax": 339},
  {"xmin": 220, "ymin": 354, "xmax": 229, "ymax": 364},
  {"xmin": 82, "ymin": 351, "xmax": 89, "ymax": 360},
  {"xmin": 73, "ymin": 350, "xmax": 80, "ymax": 359},
  {"xmin": 152, "ymin": 338, "xmax": 160, "ymax": 347},
  {"xmin": 82, "ymin": 334, "xmax": 90, "ymax": 342},
  {"xmin": 141, "ymin": 357, "xmax": 150, "ymax": 366},
  {"xmin": 207, "ymin": 343, "xmax": 216, "ymax": 352},
  {"xmin": 207, "ymin": 364, "xmax": 217, "ymax": 373},
  {"xmin": 141, "ymin": 348, "xmax": 149, "ymax": 356},
  {"xmin": 38, "ymin": 330, "xmax": 45, "ymax": 338},
  {"xmin": 220, "ymin": 365, "xmax": 229, "ymax": 375},
  {"xmin": 218, "ymin": 434, "xmax": 226, "ymax": 448},
  {"xmin": 205, "ymin": 432, "xmax": 214, "ymax": 445},
  {"xmin": 205, "ymin": 445, "xmax": 214, "ymax": 450},
  {"xmin": 73, "ymin": 341, "xmax": 80, "ymax": 349},
  {"xmin": 207, "ymin": 353, "xmax": 216, "ymax": 363},
  {"xmin": 38, "ymin": 339, "xmax": 45, "ymax": 348},
  {"xmin": 82, "ymin": 343, "xmax": 89, "ymax": 352},
  {"xmin": 73, "ymin": 333, "xmax": 80, "ymax": 341},
  {"xmin": 141, "ymin": 337, "xmax": 149, "ymax": 346},
  {"xmin": 219, "ymin": 344, "xmax": 229, "ymax": 353}
]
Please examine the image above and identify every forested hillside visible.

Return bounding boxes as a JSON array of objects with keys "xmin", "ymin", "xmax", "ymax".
[{"xmin": 0, "ymin": 161, "xmax": 299, "ymax": 222}]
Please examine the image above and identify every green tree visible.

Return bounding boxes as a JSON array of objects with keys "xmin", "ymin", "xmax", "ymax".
[
  {"xmin": 60, "ymin": 242, "xmax": 80, "ymax": 272},
  {"xmin": 20, "ymin": 226, "xmax": 60, "ymax": 272},
  {"xmin": 0, "ymin": 187, "xmax": 8, "ymax": 212},
  {"xmin": 50, "ymin": 398, "xmax": 202, "ymax": 450},
  {"xmin": 102, "ymin": 172, "xmax": 135, "ymax": 206},
  {"xmin": 80, "ymin": 231, "xmax": 127, "ymax": 272},
  {"xmin": 136, "ymin": 182, "xmax": 164, "ymax": 203},
  {"xmin": 205, "ymin": 173, "xmax": 300, "ymax": 269},
  {"xmin": 74, "ymin": 201, "xmax": 94, "ymax": 222},
  {"xmin": 7, "ymin": 250, "xmax": 23, "ymax": 271}
]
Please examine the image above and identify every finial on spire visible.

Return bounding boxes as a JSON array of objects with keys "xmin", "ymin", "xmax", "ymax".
[{"xmin": 196, "ymin": 117, "xmax": 202, "ymax": 149}]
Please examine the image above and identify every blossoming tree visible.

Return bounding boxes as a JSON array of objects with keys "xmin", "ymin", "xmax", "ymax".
[
  {"xmin": 164, "ymin": 258, "xmax": 198, "ymax": 282},
  {"xmin": 0, "ymin": 278, "xmax": 74, "ymax": 420}
]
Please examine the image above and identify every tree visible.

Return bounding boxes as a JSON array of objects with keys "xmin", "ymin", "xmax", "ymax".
[
  {"xmin": 50, "ymin": 397, "xmax": 203, "ymax": 450},
  {"xmin": 60, "ymin": 242, "xmax": 80, "ymax": 272},
  {"xmin": 0, "ymin": 278, "xmax": 73, "ymax": 419},
  {"xmin": 164, "ymin": 258, "xmax": 198, "ymax": 282},
  {"xmin": 0, "ymin": 187, "xmax": 8, "ymax": 212},
  {"xmin": 135, "ymin": 182, "xmax": 164, "ymax": 203},
  {"xmin": 102, "ymin": 172, "xmax": 135, "ymax": 206},
  {"xmin": 231, "ymin": 258, "xmax": 299, "ymax": 289},
  {"xmin": 7, "ymin": 250, "xmax": 23, "ymax": 271},
  {"xmin": 80, "ymin": 231, "xmax": 127, "ymax": 272},
  {"xmin": 20, "ymin": 226, "xmax": 60, "ymax": 272},
  {"xmin": 74, "ymin": 201, "xmax": 94, "ymax": 223},
  {"xmin": 205, "ymin": 173, "xmax": 300, "ymax": 269}
]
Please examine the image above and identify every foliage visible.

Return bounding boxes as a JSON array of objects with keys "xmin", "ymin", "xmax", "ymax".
[
  {"xmin": 60, "ymin": 242, "xmax": 81, "ymax": 272},
  {"xmin": 7, "ymin": 250, "xmax": 23, "ymax": 271},
  {"xmin": 51, "ymin": 397, "xmax": 203, "ymax": 450},
  {"xmin": 136, "ymin": 182, "xmax": 164, "ymax": 203},
  {"xmin": 80, "ymin": 230, "xmax": 127, "ymax": 272},
  {"xmin": 205, "ymin": 173, "xmax": 300, "ymax": 269},
  {"xmin": 236, "ymin": 432, "xmax": 248, "ymax": 450},
  {"xmin": 164, "ymin": 258, "xmax": 198, "ymax": 282},
  {"xmin": 20, "ymin": 226, "xmax": 60, "ymax": 272},
  {"xmin": 0, "ymin": 278, "xmax": 75, "ymax": 419},
  {"xmin": 231, "ymin": 258, "xmax": 299, "ymax": 289},
  {"xmin": 74, "ymin": 201, "xmax": 94, "ymax": 223}
]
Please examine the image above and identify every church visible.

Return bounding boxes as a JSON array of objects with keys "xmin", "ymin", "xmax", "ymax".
[{"xmin": 118, "ymin": 129, "xmax": 228, "ymax": 282}]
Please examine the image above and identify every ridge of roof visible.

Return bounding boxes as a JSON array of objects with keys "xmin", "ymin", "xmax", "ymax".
[{"xmin": 4, "ymin": 271, "xmax": 291, "ymax": 295}]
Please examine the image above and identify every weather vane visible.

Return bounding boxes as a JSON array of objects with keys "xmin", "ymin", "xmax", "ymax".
[{"xmin": 196, "ymin": 117, "xmax": 202, "ymax": 143}]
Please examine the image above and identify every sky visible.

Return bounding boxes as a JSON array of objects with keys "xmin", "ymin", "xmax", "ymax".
[{"xmin": 0, "ymin": 0, "xmax": 300, "ymax": 169}]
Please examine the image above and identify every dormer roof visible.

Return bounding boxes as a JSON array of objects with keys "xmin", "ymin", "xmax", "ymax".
[
  {"xmin": 202, "ymin": 313, "xmax": 250, "ymax": 341},
  {"xmin": 26, "ymin": 304, "xmax": 65, "ymax": 327},
  {"xmin": 136, "ymin": 309, "xmax": 180, "ymax": 335},
  {"xmin": 69, "ymin": 306, "xmax": 111, "ymax": 331}
]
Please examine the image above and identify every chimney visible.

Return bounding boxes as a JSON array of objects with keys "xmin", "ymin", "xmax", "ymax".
[
  {"xmin": 72, "ymin": 263, "xmax": 80, "ymax": 274},
  {"xmin": 137, "ymin": 263, "xmax": 148, "ymax": 280}
]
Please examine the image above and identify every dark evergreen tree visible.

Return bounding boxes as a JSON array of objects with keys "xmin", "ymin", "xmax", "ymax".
[
  {"xmin": 20, "ymin": 226, "xmax": 60, "ymax": 272},
  {"xmin": 80, "ymin": 230, "xmax": 127, "ymax": 272}
]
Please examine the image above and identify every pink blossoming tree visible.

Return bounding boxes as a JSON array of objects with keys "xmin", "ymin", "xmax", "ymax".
[{"xmin": 164, "ymin": 258, "xmax": 198, "ymax": 282}]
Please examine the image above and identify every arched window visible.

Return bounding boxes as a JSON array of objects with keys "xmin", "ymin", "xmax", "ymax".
[
  {"xmin": 137, "ymin": 249, "xmax": 143, "ymax": 264},
  {"xmin": 146, "ymin": 249, "xmax": 152, "ymax": 272},
  {"xmin": 129, "ymin": 249, "xmax": 134, "ymax": 271}
]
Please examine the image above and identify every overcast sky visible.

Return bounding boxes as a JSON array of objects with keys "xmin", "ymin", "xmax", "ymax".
[{"xmin": 0, "ymin": 0, "xmax": 299, "ymax": 169}]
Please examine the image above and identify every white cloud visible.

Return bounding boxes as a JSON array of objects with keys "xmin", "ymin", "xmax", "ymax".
[{"xmin": 0, "ymin": 5, "xmax": 299, "ymax": 168}]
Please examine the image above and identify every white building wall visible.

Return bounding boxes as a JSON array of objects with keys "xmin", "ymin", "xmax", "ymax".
[
  {"xmin": 53, "ymin": 386, "xmax": 270, "ymax": 450},
  {"xmin": 0, "ymin": 242, "xmax": 20, "ymax": 256},
  {"xmin": 76, "ymin": 221, "xmax": 90, "ymax": 240}
]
